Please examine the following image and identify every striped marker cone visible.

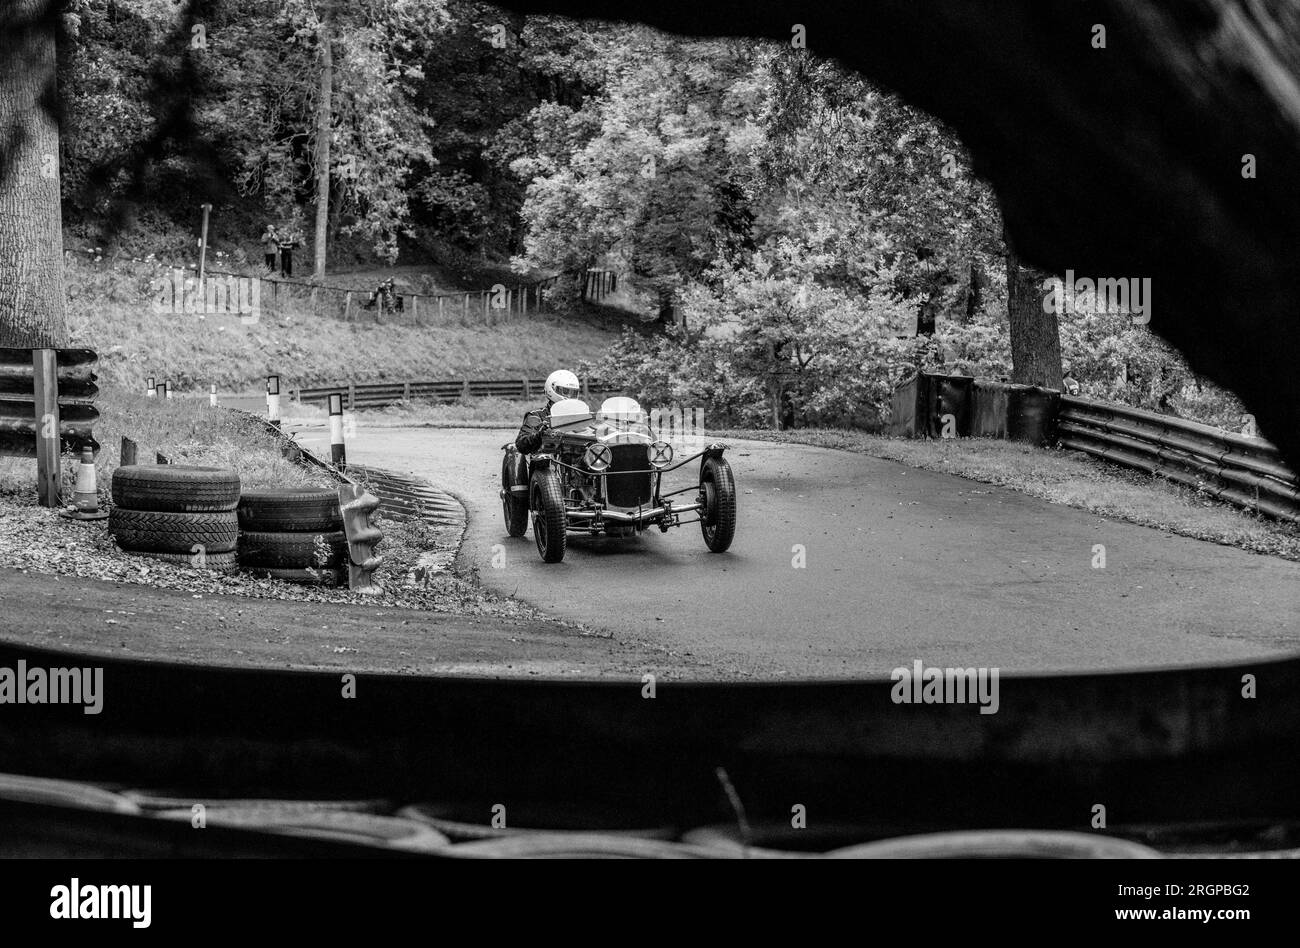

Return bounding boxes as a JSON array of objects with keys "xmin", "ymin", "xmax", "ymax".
[{"xmin": 61, "ymin": 446, "xmax": 108, "ymax": 522}]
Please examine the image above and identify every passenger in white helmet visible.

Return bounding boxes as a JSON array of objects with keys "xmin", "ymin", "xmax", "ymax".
[{"xmin": 515, "ymin": 369, "xmax": 581, "ymax": 454}]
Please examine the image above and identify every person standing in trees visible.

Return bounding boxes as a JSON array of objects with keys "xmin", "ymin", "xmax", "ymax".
[
  {"xmin": 260, "ymin": 224, "xmax": 279, "ymax": 272},
  {"xmin": 278, "ymin": 228, "xmax": 299, "ymax": 277}
]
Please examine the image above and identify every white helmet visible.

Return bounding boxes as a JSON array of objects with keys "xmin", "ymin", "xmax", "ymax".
[{"xmin": 544, "ymin": 369, "xmax": 581, "ymax": 403}]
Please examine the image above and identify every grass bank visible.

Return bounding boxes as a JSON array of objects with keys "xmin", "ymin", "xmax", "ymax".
[{"xmin": 64, "ymin": 257, "xmax": 628, "ymax": 394}]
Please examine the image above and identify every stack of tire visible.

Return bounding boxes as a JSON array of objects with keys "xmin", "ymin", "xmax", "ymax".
[
  {"xmin": 237, "ymin": 488, "xmax": 348, "ymax": 585},
  {"xmin": 109, "ymin": 466, "xmax": 241, "ymax": 571}
]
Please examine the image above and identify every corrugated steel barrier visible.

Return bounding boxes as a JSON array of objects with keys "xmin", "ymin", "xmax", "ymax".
[
  {"xmin": 0, "ymin": 347, "xmax": 100, "ymax": 459},
  {"xmin": 888, "ymin": 372, "xmax": 1299, "ymax": 523},
  {"xmin": 292, "ymin": 378, "xmax": 620, "ymax": 410},
  {"xmin": 1057, "ymin": 395, "xmax": 1300, "ymax": 523}
]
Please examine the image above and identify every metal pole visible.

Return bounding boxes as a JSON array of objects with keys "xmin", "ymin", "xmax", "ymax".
[
  {"xmin": 266, "ymin": 374, "xmax": 281, "ymax": 428},
  {"xmin": 33, "ymin": 349, "xmax": 60, "ymax": 508},
  {"xmin": 198, "ymin": 202, "xmax": 212, "ymax": 289},
  {"xmin": 329, "ymin": 392, "xmax": 347, "ymax": 469}
]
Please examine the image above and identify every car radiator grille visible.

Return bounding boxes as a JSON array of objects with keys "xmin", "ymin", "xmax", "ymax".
[{"xmin": 604, "ymin": 444, "xmax": 653, "ymax": 508}]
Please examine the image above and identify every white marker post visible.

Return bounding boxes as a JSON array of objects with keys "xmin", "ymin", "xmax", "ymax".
[
  {"xmin": 146, "ymin": 377, "xmax": 156, "ymax": 398},
  {"xmin": 209, "ymin": 383, "xmax": 218, "ymax": 407},
  {"xmin": 163, "ymin": 379, "xmax": 173, "ymax": 399},
  {"xmin": 329, "ymin": 392, "xmax": 346, "ymax": 469},
  {"xmin": 266, "ymin": 374, "xmax": 281, "ymax": 428}
]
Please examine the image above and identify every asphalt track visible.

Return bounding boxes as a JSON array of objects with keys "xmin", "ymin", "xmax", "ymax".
[{"xmin": 298, "ymin": 425, "xmax": 1300, "ymax": 678}]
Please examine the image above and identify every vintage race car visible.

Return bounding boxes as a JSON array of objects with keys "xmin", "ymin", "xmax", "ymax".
[{"xmin": 500, "ymin": 396, "xmax": 736, "ymax": 563}]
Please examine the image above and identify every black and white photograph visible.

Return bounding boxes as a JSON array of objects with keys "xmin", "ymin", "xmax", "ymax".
[{"xmin": 0, "ymin": 0, "xmax": 1297, "ymax": 927}]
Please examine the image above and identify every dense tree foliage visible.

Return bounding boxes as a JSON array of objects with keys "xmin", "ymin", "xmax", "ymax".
[{"xmin": 46, "ymin": 1, "xmax": 1228, "ymax": 428}]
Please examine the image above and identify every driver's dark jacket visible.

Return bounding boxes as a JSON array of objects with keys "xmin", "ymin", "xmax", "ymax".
[{"xmin": 515, "ymin": 403, "xmax": 551, "ymax": 454}]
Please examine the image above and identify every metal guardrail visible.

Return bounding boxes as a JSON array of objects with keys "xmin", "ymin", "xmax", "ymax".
[
  {"xmin": 0, "ymin": 348, "xmax": 100, "ymax": 455},
  {"xmin": 291, "ymin": 378, "xmax": 620, "ymax": 410},
  {"xmin": 1057, "ymin": 395, "xmax": 1300, "ymax": 523},
  {"xmin": 0, "ymin": 347, "xmax": 101, "ymax": 506},
  {"xmin": 889, "ymin": 373, "xmax": 1299, "ymax": 523}
]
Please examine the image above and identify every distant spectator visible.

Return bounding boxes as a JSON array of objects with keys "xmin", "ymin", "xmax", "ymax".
[
  {"xmin": 278, "ymin": 230, "xmax": 299, "ymax": 278},
  {"xmin": 260, "ymin": 224, "xmax": 279, "ymax": 272}
]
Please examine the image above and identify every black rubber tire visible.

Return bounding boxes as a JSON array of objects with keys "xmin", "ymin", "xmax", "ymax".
[
  {"xmin": 238, "ymin": 530, "xmax": 348, "ymax": 569},
  {"xmin": 681, "ymin": 822, "xmax": 867, "ymax": 858},
  {"xmin": 122, "ymin": 791, "xmax": 388, "ymax": 814},
  {"xmin": 133, "ymin": 550, "xmax": 239, "ymax": 571},
  {"xmin": 238, "ymin": 487, "xmax": 342, "ymax": 532},
  {"xmin": 253, "ymin": 566, "xmax": 348, "ymax": 586},
  {"xmin": 111, "ymin": 465, "xmax": 241, "ymax": 512},
  {"xmin": 500, "ymin": 451, "xmax": 529, "ymax": 537},
  {"xmin": 0, "ymin": 774, "xmax": 141, "ymax": 814},
  {"xmin": 109, "ymin": 508, "xmax": 239, "ymax": 554},
  {"xmin": 530, "ymin": 468, "xmax": 567, "ymax": 563},
  {"xmin": 825, "ymin": 830, "xmax": 1162, "ymax": 859},
  {"xmin": 445, "ymin": 834, "xmax": 718, "ymax": 859},
  {"xmin": 152, "ymin": 808, "xmax": 450, "ymax": 854},
  {"xmin": 700, "ymin": 456, "xmax": 736, "ymax": 553},
  {"xmin": 397, "ymin": 802, "xmax": 676, "ymax": 842}
]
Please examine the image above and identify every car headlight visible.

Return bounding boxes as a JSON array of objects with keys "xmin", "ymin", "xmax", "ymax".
[
  {"xmin": 649, "ymin": 440, "xmax": 673, "ymax": 468},
  {"xmin": 584, "ymin": 443, "xmax": 612, "ymax": 471}
]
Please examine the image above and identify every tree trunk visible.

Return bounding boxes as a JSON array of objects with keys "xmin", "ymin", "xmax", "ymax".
[
  {"xmin": 1005, "ymin": 234, "xmax": 1062, "ymax": 389},
  {"xmin": 312, "ymin": 22, "xmax": 333, "ymax": 282},
  {"xmin": 0, "ymin": 0, "xmax": 68, "ymax": 347},
  {"xmin": 961, "ymin": 260, "xmax": 982, "ymax": 325}
]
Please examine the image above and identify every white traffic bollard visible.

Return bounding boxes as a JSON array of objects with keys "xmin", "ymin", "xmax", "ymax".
[
  {"xmin": 59, "ymin": 446, "xmax": 108, "ymax": 522},
  {"xmin": 146, "ymin": 376, "xmax": 156, "ymax": 398},
  {"xmin": 266, "ymin": 374, "xmax": 281, "ymax": 428},
  {"xmin": 329, "ymin": 392, "xmax": 347, "ymax": 469},
  {"xmin": 164, "ymin": 379, "xmax": 173, "ymax": 399},
  {"xmin": 209, "ymin": 383, "xmax": 218, "ymax": 407}
]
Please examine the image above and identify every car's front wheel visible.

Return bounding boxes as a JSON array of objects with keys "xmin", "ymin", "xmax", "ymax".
[
  {"xmin": 700, "ymin": 456, "xmax": 736, "ymax": 553},
  {"xmin": 531, "ymin": 468, "xmax": 567, "ymax": 563}
]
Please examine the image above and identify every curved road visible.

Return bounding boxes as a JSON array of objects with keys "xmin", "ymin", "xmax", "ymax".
[{"xmin": 300, "ymin": 425, "xmax": 1300, "ymax": 678}]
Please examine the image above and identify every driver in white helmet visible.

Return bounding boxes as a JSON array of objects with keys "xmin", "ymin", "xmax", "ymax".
[{"xmin": 515, "ymin": 369, "xmax": 581, "ymax": 454}]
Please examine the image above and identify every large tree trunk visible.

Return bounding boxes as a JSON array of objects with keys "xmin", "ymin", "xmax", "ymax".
[
  {"xmin": 312, "ymin": 22, "xmax": 333, "ymax": 282},
  {"xmin": 0, "ymin": 0, "xmax": 67, "ymax": 347},
  {"xmin": 1005, "ymin": 236, "xmax": 1062, "ymax": 389}
]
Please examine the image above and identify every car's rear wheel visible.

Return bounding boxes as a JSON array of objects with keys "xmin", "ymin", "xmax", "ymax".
[
  {"xmin": 700, "ymin": 456, "xmax": 736, "ymax": 553},
  {"xmin": 531, "ymin": 468, "xmax": 567, "ymax": 563},
  {"xmin": 501, "ymin": 450, "xmax": 529, "ymax": 537}
]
